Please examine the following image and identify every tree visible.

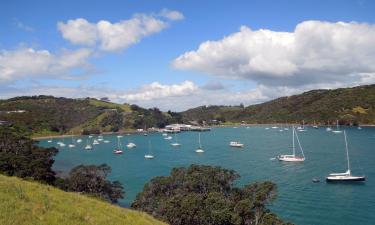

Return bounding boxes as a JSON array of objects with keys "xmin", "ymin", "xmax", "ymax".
[
  {"xmin": 65, "ymin": 164, "xmax": 124, "ymax": 203},
  {"xmin": 132, "ymin": 165, "xmax": 292, "ymax": 225},
  {"xmin": 0, "ymin": 126, "xmax": 58, "ymax": 184}
]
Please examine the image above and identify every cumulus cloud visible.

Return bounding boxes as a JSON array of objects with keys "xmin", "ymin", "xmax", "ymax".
[
  {"xmin": 118, "ymin": 81, "xmax": 198, "ymax": 102},
  {"xmin": 173, "ymin": 21, "xmax": 375, "ymax": 89},
  {"xmin": 0, "ymin": 47, "xmax": 92, "ymax": 83},
  {"xmin": 58, "ymin": 9, "xmax": 184, "ymax": 52},
  {"xmin": 159, "ymin": 8, "xmax": 184, "ymax": 21}
]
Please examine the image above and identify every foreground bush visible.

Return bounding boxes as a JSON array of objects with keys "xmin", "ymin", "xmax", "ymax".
[{"xmin": 132, "ymin": 164, "xmax": 292, "ymax": 225}]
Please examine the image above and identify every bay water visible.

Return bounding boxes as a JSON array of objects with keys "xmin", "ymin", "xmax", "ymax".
[{"xmin": 39, "ymin": 126, "xmax": 375, "ymax": 225}]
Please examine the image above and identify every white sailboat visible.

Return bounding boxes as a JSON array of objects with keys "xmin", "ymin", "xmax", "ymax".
[
  {"xmin": 195, "ymin": 133, "xmax": 204, "ymax": 153},
  {"xmin": 171, "ymin": 132, "xmax": 181, "ymax": 147},
  {"xmin": 297, "ymin": 120, "xmax": 306, "ymax": 132},
  {"xmin": 332, "ymin": 120, "xmax": 343, "ymax": 133},
  {"xmin": 229, "ymin": 141, "xmax": 244, "ymax": 148},
  {"xmin": 144, "ymin": 140, "xmax": 154, "ymax": 159},
  {"xmin": 326, "ymin": 130, "xmax": 365, "ymax": 182},
  {"xmin": 58, "ymin": 135, "xmax": 66, "ymax": 147},
  {"xmin": 68, "ymin": 133, "xmax": 76, "ymax": 148},
  {"xmin": 277, "ymin": 126, "xmax": 305, "ymax": 162},
  {"xmin": 313, "ymin": 120, "xmax": 318, "ymax": 129},
  {"xmin": 76, "ymin": 138, "xmax": 82, "ymax": 143},
  {"xmin": 84, "ymin": 139, "xmax": 92, "ymax": 150},
  {"xmin": 164, "ymin": 136, "xmax": 172, "ymax": 140},
  {"xmin": 126, "ymin": 136, "xmax": 136, "ymax": 149},
  {"xmin": 92, "ymin": 139, "xmax": 99, "ymax": 145},
  {"xmin": 47, "ymin": 135, "xmax": 52, "ymax": 143},
  {"xmin": 113, "ymin": 136, "xmax": 123, "ymax": 154}
]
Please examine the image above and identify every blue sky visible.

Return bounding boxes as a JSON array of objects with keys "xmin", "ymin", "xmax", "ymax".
[{"xmin": 1, "ymin": 0, "xmax": 375, "ymax": 111}]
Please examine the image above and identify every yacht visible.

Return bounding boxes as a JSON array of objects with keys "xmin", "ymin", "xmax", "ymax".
[
  {"xmin": 229, "ymin": 141, "xmax": 244, "ymax": 148},
  {"xmin": 277, "ymin": 127, "xmax": 305, "ymax": 162},
  {"xmin": 326, "ymin": 130, "xmax": 365, "ymax": 182},
  {"xmin": 195, "ymin": 133, "xmax": 204, "ymax": 153}
]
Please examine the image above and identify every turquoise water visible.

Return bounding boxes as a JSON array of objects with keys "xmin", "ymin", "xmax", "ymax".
[{"xmin": 39, "ymin": 126, "xmax": 375, "ymax": 225}]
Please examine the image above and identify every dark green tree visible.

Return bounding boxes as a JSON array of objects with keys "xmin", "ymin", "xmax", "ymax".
[
  {"xmin": 132, "ymin": 164, "xmax": 292, "ymax": 225},
  {"xmin": 0, "ymin": 126, "xmax": 58, "ymax": 184},
  {"xmin": 65, "ymin": 164, "xmax": 124, "ymax": 203}
]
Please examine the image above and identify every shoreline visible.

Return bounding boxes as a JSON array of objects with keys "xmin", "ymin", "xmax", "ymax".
[{"xmin": 32, "ymin": 123, "xmax": 375, "ymax": 140}]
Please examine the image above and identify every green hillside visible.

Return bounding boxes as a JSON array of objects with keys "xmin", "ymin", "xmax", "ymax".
[
  {"xmin": 181, "ymin": 84, "xmax": 375, "ymax": 125},
  {"xmin": 0, "ymin": 96, "xmax": 181, "ymax": 137},
  {"xmin": 0, "ymin": 175, "xmax": 166, "ymax": 225}
]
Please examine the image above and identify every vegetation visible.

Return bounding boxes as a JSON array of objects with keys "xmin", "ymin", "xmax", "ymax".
[
  {"xmin": 0, "ymin": 174, "xmax": 166, "ymax": 225},
  {"xmin": 0, "ymin": 125, "xmax": 124, "ymax": 204},
  {"xmin": 132, "ymin": 165, "xmax": 292, "ymax": 225},
  {"xmin": 59, "ymin": 164, "xmax": 124, "ymax": 203},
  {"xmin": 181, "ymin": 84, "xmax": 375, "ymax": 125},
  {"xmin": 0, "ymin": 96, "xmax": 181, "ymax": 136},
  {"xmin": 0, "ymin": 125, "xmax": 58, "ymax": 184}
]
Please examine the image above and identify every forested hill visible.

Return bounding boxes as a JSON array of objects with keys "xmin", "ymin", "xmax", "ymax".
[
  {"xmin": 0, "ymin": 96, "xmax": 181, "ymax": 136},
  {"xmin": 1, "ymin": 84, "xmax": 374, "ymax": 135},
  {"xmin": 181, "ymin": 84, "xmax": 375, "ymax": 125}
]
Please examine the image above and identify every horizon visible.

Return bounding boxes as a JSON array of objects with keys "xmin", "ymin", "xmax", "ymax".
[{"xmin": 1, "ymin": 0, "xmax": 375, "ymax": 111}]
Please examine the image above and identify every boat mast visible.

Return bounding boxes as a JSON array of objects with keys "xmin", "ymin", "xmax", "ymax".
[
  {"xmin": 344, "ymin": 130, "xmax": 351, "ymax": 174},
  {"xmin": 292, "ymin": 126, "xmax": 295, "ymax": 156},
  {"xmin": 198, "ymin": 133, "xmax": 202, "ymax": 149}
]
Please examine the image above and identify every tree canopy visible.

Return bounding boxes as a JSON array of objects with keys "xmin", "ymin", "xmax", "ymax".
[
  {"xmin": 0, "ymin": 126, "xmax": 58, "ymax": 184},
  {"xmin": 63, "ymin": 164, "xmax": 125, "ymax": 203},
  {"xmin": 132, "ymin": 165, "xmax": 292, "ymax": 225}
]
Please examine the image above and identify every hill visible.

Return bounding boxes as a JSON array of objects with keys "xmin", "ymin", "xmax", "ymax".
[
  {"xmin": 0, "ymin": 174, "xmax": 166, "ymax": 225},
  {"xmin": 0, "ymin": 96, "xmax": 181, "ymax": 137},
  {"xmin": 181, "ymin": 84, "xmax": 375, "ymax": 125}
]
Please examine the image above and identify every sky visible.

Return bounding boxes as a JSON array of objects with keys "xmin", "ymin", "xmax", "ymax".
[{"xmin": 1, "ymin": 0, "xmax": 375, "ymax": 111}]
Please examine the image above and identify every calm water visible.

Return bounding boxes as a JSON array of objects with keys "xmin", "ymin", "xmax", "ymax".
[{"xmin": 39, "ymin": 126, "xmax": 375, "ymax": 225}]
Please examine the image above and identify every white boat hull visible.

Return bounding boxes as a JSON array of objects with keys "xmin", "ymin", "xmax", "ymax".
[
  {"xmin": 144, "ymin": 155, "xmax": 154, "ymax": 159},
  {"xmin": 326, "ymin": 176, "xmax": 365, "ymax": 182},
  {"xmin": 278, "ymin": 155, "xmax": 305, "ymax": 162}
]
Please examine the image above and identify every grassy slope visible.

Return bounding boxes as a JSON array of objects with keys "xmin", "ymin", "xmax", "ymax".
[
  {"xmin": 0, "ymin": 175, "xmax": 166, "ymax": 225},
  {"xmin": 181, "ymin": 84, "xmax": 375, "ymax": 124},
  {"xmin": 88, "ymin": 99, "xmax": 132, "ymax": 112}
]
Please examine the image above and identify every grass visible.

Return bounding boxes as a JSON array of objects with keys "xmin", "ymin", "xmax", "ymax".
[
  {"xmin": 88, "ymin": 99, "xmax": 132, "ymax": 112},
  {"xmin": 0, "ymin": 175, "xmax": 166, "ymax": 225}
]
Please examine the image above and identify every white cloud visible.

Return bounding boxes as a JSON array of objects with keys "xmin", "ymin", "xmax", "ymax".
[
  {"xmin": 58, "ymin": 18, "xmax": 97, "ymax": 46},
  {"xmin": 0, "ymin": 47, "xmax": 92, "ymax": 83},
  {"xmin": 159, "ymin": 8, "xmax": 184, "ymax": 21},
  {"xmin": 118, "ymin": 81, "xmax": 198, "ymax": 102},
  {"xmin": 58, "ymin": 9, "xmax": 184, "ymax": 52},
  {"xmin": 173, "ymin": 21, "xmax": 375, "ymax": 89}
]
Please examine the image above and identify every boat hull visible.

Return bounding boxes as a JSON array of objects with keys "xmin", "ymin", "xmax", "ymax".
[{"xmin": 326, "ymin": 176, "xmax": 366, "ymax": 182}]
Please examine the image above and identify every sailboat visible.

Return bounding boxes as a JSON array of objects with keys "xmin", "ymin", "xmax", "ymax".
[
  {"xmin": 277, "ymin": 126, "xmax": 305, "ymax": 162},
  {"xmin": 58, "ymin": 135, "xmax": 66, "ymax": 147},
  {"xmin": 113, "ymin": 136, "xmax": 123, "ymax": 154},
  {"xmin": 84, "ymin": 139, "xmax": 92, "ymax": 150},
  {"xmin": 313, "ymin": 121, "xmax": 318, "ymax": 129},
  {"xmin": 171, "ymin": 132, "xmax": 181, "ymax": 147},
  {"xmin": 164, "ymin": 135, "xmax": 172, "ymax": 140},
  {"xmin": 326, "ymin": 130, "xmax": 365, "ymax": 182},
  {"xmin": 297, "ymin": 120, "xmax": 306, "ymax": 132},
  {"xmin": 144, "ymin": 140, "xmax": 154, "ymax": 159},
  {"xmin": 229, "ymin": 141, "xmax": 244, "ymax": 148},
  {"xmin": 47, "ymin": 135, "xmax": 52, "ymax": 143},
  {"xmin": 195, "ymin": 133, "xmax": 204, "ymax": 153},
  {"xmin": 126, "ymin": 136, "xmax": 136, "ymax": 149},
  {"xmin": 68, "ymin": 133, "xmax": 76, "ymax": 148},
  {"xmin": 332, "ymin": 120, "xmax": 343, "ymax": 133}
]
